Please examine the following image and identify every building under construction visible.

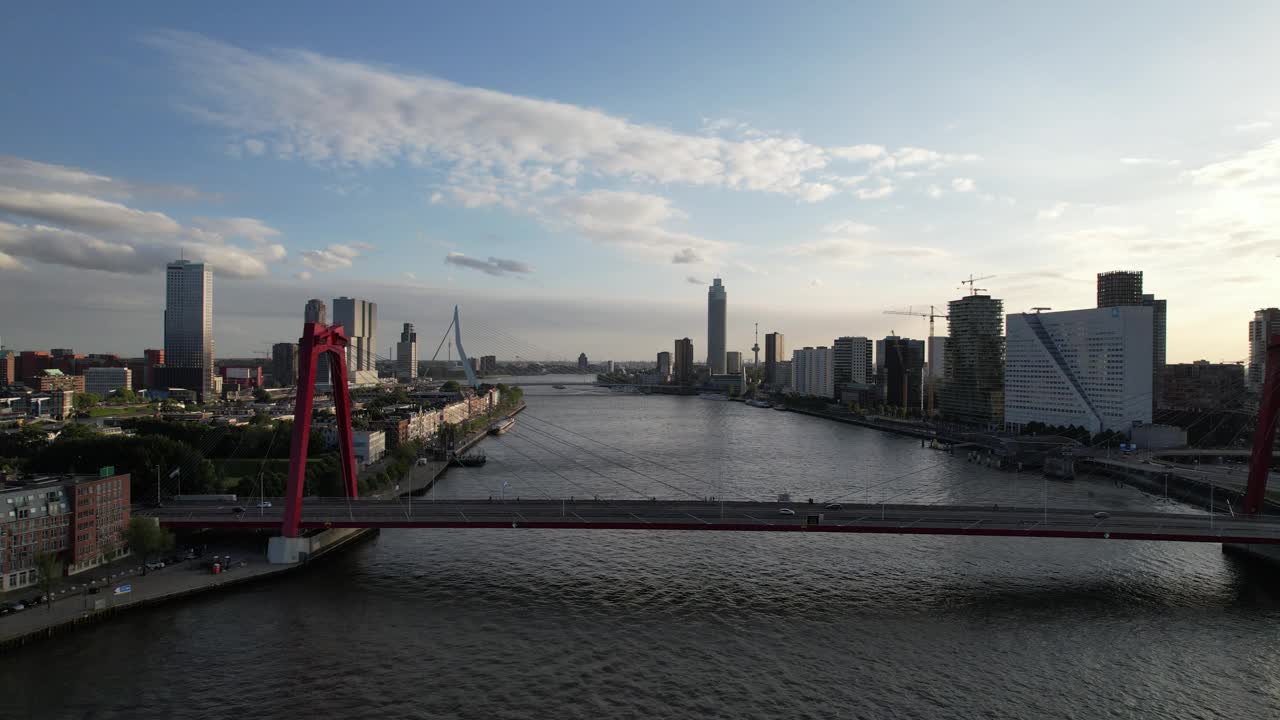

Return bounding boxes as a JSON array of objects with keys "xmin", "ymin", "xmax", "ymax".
[{"xmin": 940, "ymin": 294, "xmax": 1005, "ymax": 426}]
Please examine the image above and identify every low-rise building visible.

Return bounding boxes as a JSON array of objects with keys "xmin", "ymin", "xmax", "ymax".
[
  {"xmin": 28, "ymin": 369, "xmax": 85, "ymax": 393},
  {"xmin": 1159, "ymin": 361, "xmax": 1245, "ymax": 411},
  {"xmin": 0, "ymin": 472, "xmax": 131, "ymax": 591},
  {"xmin": 353, "ymin": 429, "xmax": 386, "ymax": 467},
  {"xmin": 85, "ymin": 367, "xmax": 132, "ymax": 397}
]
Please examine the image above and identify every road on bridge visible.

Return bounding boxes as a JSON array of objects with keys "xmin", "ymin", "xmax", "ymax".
[{"xmin": 139, "ymin": 499, "xmax": 1280, "ymax": 545}]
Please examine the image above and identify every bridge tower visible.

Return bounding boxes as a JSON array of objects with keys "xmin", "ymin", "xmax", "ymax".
[
  {"xmin": 1244, "ymin": 333, "xmax": 1280, "ymax": 515},
  {"xmin": 280, "ymin": 321, "xmax": 360, "ymax": 541}
]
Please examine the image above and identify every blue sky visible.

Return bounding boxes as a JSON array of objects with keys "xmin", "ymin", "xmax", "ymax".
[{"xmin": 1, "ymin": 3, "xmax": 1277, "ymax": 361}]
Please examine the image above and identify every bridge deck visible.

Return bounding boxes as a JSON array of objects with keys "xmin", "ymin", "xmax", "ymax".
[{"xmin": 142, "ymin": 499, "xmax": 1280, "ymax": 545}]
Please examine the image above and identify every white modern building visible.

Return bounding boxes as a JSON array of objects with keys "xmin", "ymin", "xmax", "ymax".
[
  {"xmin": 333, "ymin": 296, "xmax": 378, "ymax": 386},
  {"xmin": 85, "ymin": 367, "xmax": 131, "ymax": 397},
  {"xmin": 1005, "ymin": 307, "xmax": 1153, "ymax": 432},
  {"xmin": 791, "ymin": 347, "xmax": 835, "ymax": 398},
  {"xmin": 726, "ymin": 351, "xmax": 743, "ymax": 374},
  {"xmin": 163, "ymin": 259, "xmax": 214, "ymax": 399},
  {"xmin": 833, "ymin": 336, "xmax": 874, "ymax": 386},
  {"xmin": 352, "ymin": 429, "xmax": 386, "ymax": 467}
]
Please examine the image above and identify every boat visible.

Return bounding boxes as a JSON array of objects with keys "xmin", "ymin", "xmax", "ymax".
[
  {"xmin": 489, "ymin": 418, "xmax": 515, "ymax": 435},
  {"xmin": 455, "ymin": 451, "xmax": 487, "ymax": 467},
  {"xmin": 552, "ymin": 384, "xmax": 567, "ymax": 389}
]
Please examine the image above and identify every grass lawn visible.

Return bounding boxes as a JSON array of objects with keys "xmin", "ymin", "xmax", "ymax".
[{"xmin": 87, "ymin": 404, "xmax": 159, "ymax": 418}]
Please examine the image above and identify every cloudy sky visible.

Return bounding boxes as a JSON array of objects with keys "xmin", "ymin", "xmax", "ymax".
[{"xmin": 1, "ymin": 3, "xmax": 1277, "ymax": 362}]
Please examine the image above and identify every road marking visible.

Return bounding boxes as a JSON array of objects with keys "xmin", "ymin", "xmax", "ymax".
[
  {"xmin": 965, "ymin": 519, "xmax": 984, "ymax": 530},
  {"xmin": 903, "ymin": 518, "xmax": 923, "ymax": 528},
  {"xmin": 458, "ymin": 510, "xmax": 469, "ymax": 521},
  {"xmin": 628, "ymin": 513, "xmax": 651, "ymax": 524},
  {"xmin": 685, "ymin": 512, "xmax": 710, "ymax": 525},
  {"xmin": 571, "ymin": 512, "xmax": 588, "ymax": 523}
]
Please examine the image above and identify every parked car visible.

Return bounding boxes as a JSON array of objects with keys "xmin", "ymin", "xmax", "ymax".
[
  {"xmin": 779, "ymin": 508, "xmax": 796, "ymax": 516},
  {"xmin": 6, "ymin": 602, "xmax": 25, "ymax": 612},
  {"xmin": 87, "ymin": 586, "xmax": 101, "ymax": 595},
  {"xmin": 256, "ymin": 501, "xmax": 272, "ymax": 508},
  {"xmin": 824, "ymin": 503, "xmax": 843, "ymax": 510},
  {"xmin": 231, "ymin": 506, "xmax": 246, "ymax": 514},
  {"xmin": 1093, "ymin": 511, "xmax": 1110, "ymax": 520},
  {"xmin": 145, "ymin": 560, "xmax": 165, "ymax": 570}
]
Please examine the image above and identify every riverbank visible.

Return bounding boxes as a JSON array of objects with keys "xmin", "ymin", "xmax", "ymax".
[
  {"xmin": 0, "ymin": 401, "xmax": 528, "ymax": 649},
  {"xmin": 784, "ymin": 406, "xmax": 942, "ymax": 441}
]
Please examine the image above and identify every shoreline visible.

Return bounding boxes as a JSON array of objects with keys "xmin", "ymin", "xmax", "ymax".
[{"xmin": 0, "ymin": 401, "xmax": 526, "ymax": 650}]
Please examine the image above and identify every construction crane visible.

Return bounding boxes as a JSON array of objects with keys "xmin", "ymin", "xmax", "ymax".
[
  {"xmin": 883, "ymin": 305, "xmax": 949, "ymax": 417},
  {"xmin": 1030, "ymin": 307, "xmax": 1052, "ymax": 313},
  {"xmin": 959, "ymin": 273, "xmax": 996, "ymax": 296}
]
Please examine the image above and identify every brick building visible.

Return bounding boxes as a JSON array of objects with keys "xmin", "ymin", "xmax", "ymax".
[{"xmin": 29, "ymin": 369, "xmax": 86, "ymax": 393}]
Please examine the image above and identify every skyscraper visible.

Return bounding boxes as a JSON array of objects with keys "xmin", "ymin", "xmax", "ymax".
[
  {"xmin": 271, "ymin": 342, "xmax": 298, "ymax": 387},
  {"xmin": 674, "ymin": 338, "xmax": 694, "ymax": 386},
  {"xmin": 578, "ymin": 353, "xmax": 589, "ymax": 371},
  {"xmin": 1249, "ymin": 308, "xmax": 1280, "ymax": 392},
  {"xmin": 1097, "ymin": 270, "xmax": 1144, "ymax": 307},
  {"xmin": 707, "ymin": 278, "xmax": 727, "ymax": 374},
  {"xmin": 940, "ymin": 294, "xmax": 1005, "ymax": 425},
  {"xmin": 792, "ymin": 347, "xmax": 834, "ymax": 398},
  {"xmin": 881, "ymin": 336, "xmax": 925, "ymax": 410},
  {"xmin": 726, "ymin": 351, "xmax": 743, "ymax": 374},
  {"xmin": 1142, "ymin": 293, "xmax": 1167, "ymax": 407},
  {"xmin": 764, "ymin": 332, "xmax": 785, "ymax": 385},
  {"xmin": 162, "ymin": 259, "xmax": 214, "ymax": 399},
  {"xmin": 332, "ymin": 297, "xmax": 378, "ymax": 381},
  {"xmin": 396, "ymin": 323, "xmax": 418, "ymax": 381},
  {"xmin": 833, "ymin": 336, "xmax": 874, "ymax": 386},
  {"xmin": 657, "ymin": 351, "xmax": 672, "ymax": 381},
  {"xmin": 304, "ymin": 298, "xmax": 328, "ymax": 324},
  {"xmin": 1005, "ymin": 307, "xmax": 1153, "ymax": 431},
  {"xmin": 305, "ymin": 299, "xmax": 330, "ymax": 388}
]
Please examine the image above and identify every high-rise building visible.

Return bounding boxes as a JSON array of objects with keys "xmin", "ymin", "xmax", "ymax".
[
  {"xmin": 479, "ymin": 355, "xmax": 497, "ymax": 374},
  {"xmin": 927, "ymin": 337, "xmax": 947, "ymax": 379},
  {"xmin": 726, "ymin": 351, "xmax": 743, "ymax": 374},
  {"xmin": 674, "ymin": 338, "xmax": 694, "ymax": 386},
  {"xmin": 775, "ymin": 360, "xmax": 793, "ymax": 390},
  {"xmin": 764, "ymin": 332, "xmax": 785, "ymax": 385},
  {"xmin": 577, "ymin": 353, "xmax": 589, "ymax": 371},
  {"xmin": 1097, "ymin": 270, "xmax": 1144, "ymax": 307},
  {"xmin": 396, "ymin": 323, "xmax": 418, "ymax": 381},
  {"xmin": 84, "ymin": 367, "xmax": 131, "ymax": 397},
  {"xmin": 833, "ymin": 336, "xmax": 874, "ymax": 386},
  {"xmin": 940, "ymin": 294, "xmax": 1005, "ymax": 425},
  {"xmin": 1142, "ymin": 293, "xmax": 1167, "ymax": 407},
  {"xmin": 0, "ymin": 351, "xmax": 14, "ymax": 386},
  {"xmin": 1160, "ymin": 361, "xmax": 1245, "ymax": 412},
  {"xmin": 1005, "ymin": 307, "xmax": 1153, "ymax": 432},
  {"xmin": 304, "ymin": 298, "xmax": 328, "ymax": 324},
  {"xmin": 792, "ymin": 347, "xmax": 834, "ymax": 398},
  {"xmin": 707, "ymin": 278, "xmax": 727, "ymax": 374},
  {"xmin": 1249, "ymin": 308, "xmax": 1280, "ymax": 392},
  {"xmin": 881, "ymin": 336, "xmax": 925, "ymax": 410},
  {"xmin": 162, "ymin": 259, "xmax": 214, "ymax": 399},
  {"xmin": 18, "ymin": 350, "xmax": 51, "ymax": 383},
  {"xmin": 657, "ymin": 351, "xmax": 672, "ymax": 381},
  {"xmin": 332, "ymin": 297, "xmax": 378, "ymax": 380},
  {"xmin": 271, "ymin": 342, "xmax": 298, "ymax": 387}
]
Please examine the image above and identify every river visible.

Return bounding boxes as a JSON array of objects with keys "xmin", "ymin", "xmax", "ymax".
[{"xmin": 4, "ymin": 375, "xmax": 1279, "ymax": 719}]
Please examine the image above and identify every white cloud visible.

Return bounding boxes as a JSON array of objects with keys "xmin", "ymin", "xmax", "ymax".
[
  {"xmin": 951, "ymin": 177, "xmax": 976, "ymax": 192},
  {"xmin": 0, "ymin": 164, "xmax": 284, "ymax": 278},
  {"xmin": 1183, "ymin": 139, "xmax": 1280, "ymax": 188},
  {"xmin": 1120, "ymin": 157, "xmax": 1180, "ymax": 167},
  {"xmin": 146, "ymin": 31, "xmax": 980, "ymax": 211},
  {"xmin": 243, "ymin": 138, "xmax": 267, "ymax": 156},
  {"xmin": 671, "ymin": 248, "xmax": 702, "ymax": 264},
  {"xmin": 781, "ymin": 221, "xmax": 945, "ymax": 262},
  {"xmin": 0, "ymin": 155, "xmax": 214, "ymax": 201},
  {"xmin": 443, "ymin": 252, "xmax": 534, "ymax": 277},
  {"xmin": 299, "ymin": 242, "xmax": 371, "ymax": 272},
  {"xmin": 853, "ymin": 184, "xmax": 894, "ymax": 200},
  {"xmin": 295, "ymin": 270, "xmax": 312, "ymax": 281},
  {"xmin": 685, "ymin": 275, "xmax": 704, "ymax": 285},
  {"xmin": 553, "ymin": 190, "xmax": 730, "ymax": 261},
  {"xmin": 808, "ymin": 278, "xmax": 824, "ymax": 287},
  {"xmin": 926, "ymin": 185, "xmax": 944, "ymax": 199},
  {"xmin": 1036, "ymin": 202, "xmax": 1070, "ymax": 220},
  {"xmin": 1232, "ymin": 121, "xmax": 1272, "ymax": 133}
]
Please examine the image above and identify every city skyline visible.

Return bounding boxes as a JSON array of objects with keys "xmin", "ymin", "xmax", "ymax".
[{"xmin": 1, "ymin": 5, "xmax": 1278, "ymax": 361}]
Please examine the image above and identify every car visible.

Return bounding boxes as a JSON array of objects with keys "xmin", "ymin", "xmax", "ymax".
[
  {"xmin": 1093, "ymin": 511, "xmax": 1110, "ymax": 520},
  {"xmin": 231, "ymin": 506, "xmax": 246, "ymax": 514},
  {"xmin": 7, "ymin": 602, "xmax": 25, "ymax": 612},
  {"xmin": 824, "ymin": 503, "xmax": 843, "ymax": 510},
  {"xmin": 145, "ymin": 560, "xmax": 165, "ymax": 570},
  {"xmin": 779, "ymin": 508, "xmax": 796, "ymax": 516},
  {"xmin": 257, "ymin": 501, "xmax": 272, "ymax": 508},
  {"xmin": 87, "ymin": 586, "xmax": 101, "ymax": 595}
]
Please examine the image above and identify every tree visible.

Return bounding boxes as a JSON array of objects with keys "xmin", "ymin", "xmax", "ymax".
[
  {"xmin": 107, "ymin": 387, "xmax": 137, "ymax": 404},
  {"xmin": 252, "ymin": 388, "xmax": 271, "ymax": 403},
  {"xmin": 34, "ymin": 552, "xmax": 62, "ymax": 612},
  {"xmin": 73, "ymin": 392, "xmax": 102, "ymax": 412},
  {"xmin": 441, "ymin": 380, "xmax": 461, "ymax": 392},
  {"xmin": 123, "ymin": 518, "xmax": 174, "ymax": 574}
]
